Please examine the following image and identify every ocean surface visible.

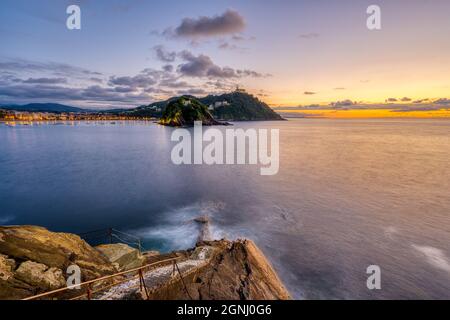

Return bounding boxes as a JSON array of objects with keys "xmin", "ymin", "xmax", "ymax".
[{"xmin": 1, "ymin": 119, "xmax": 449, "ymax": 299}]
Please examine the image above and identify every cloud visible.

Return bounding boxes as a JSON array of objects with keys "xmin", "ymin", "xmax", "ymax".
[
  {"xmin": 413, "ymin": 98, "xmax": 429, "ymax": 104},
  {"xmin": 304, "ymin": 91, "xmax": 316, "ymax": 95},
  {"xmin": 401, "ymin": 97, "xmax": 412, "ymax": 102},
  {"xmin": 167, "ymin": 10, "xmax": 245, "ymax": 39},
  {"xmin": 299, "ymin": 33, "xmax": 320, "ymax": 39},
  {"xmin": 334, "ymin": 87, "xmax": 346, "ymax": 90},
  {"xmin": 89, "ymin": 77, "xmax": 104, "ymax": 83},
  {"xmin": 177, "ymin": 88, "xmax": 208, "ymax": 96},
  {"xmin": 22, "ymin": 77, "xmax": 68, "ymax": 84},
  {"xmin": 177, "ymin": 50, "xmax": 268, "ymax": 80},
  {"xmin": 162, "ymin": 64, "xmax": 174, "ymax": 72},
  {"xmin": 153, "ymin": 45, "xmax": 176, "ymax": 62},
  {"xmin": 386, "ymin": 98, "xmax": 398, "ymax": 103},
  {"xmin": 330, "ymin": 100, "xmax": 355, "ymax": 108},
  {"xmin": 434, "ymin": 98, "xmax": 450, "ymax": 105},
  {"xmin": 0, "ymin": 58, "xmax": 102, "ymax": 77},
  {"xmin": 108, "ymin": 75, "xmax": 157, "ymax": 88}
]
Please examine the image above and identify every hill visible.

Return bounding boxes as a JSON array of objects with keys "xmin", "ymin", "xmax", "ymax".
[
  {"xmin": 159, "ymin": 96, "xmax": 223, "ymax": 127},
  {"xmin": 0, "ymin": 103, "xmax": 87, "ymax": 113},
  {"xmin": 115, "ymin": 91, "xmax": 284, "ymax": 121}
]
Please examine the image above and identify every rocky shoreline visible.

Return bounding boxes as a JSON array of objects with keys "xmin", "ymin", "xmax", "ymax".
[{"xmin": 0, "ymin": 226, "xmax": 290, "ymax": 300}]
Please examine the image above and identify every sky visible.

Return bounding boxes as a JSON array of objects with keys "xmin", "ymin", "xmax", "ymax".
[{"xmin": 0, "ymin": 0, "xmax": 450, "ymax": 110}]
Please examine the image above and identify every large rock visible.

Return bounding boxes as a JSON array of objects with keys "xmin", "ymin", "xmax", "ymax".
[
  {"xmin": 149, "ymin": 239, "xmax": 291, "ymax": 300},
  {"xmin": 96, "ymin": 244, "xmax": 146, "ymax": 271},
  {"xmin": 0, "ymin": 254, "xmax": 15, "ymax": 281},
  {"xmin": 0, "ymin": 226, "xmax": 117, "ymax": 299},
  {"xmin": 15, "ymin": 261, "xmax": 66, "ymax": 291}
]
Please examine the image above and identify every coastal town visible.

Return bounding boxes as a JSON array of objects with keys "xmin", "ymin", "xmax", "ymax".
[{"xmin": 0, "ymin": 109, "xmax": 155, "ymax": 122}]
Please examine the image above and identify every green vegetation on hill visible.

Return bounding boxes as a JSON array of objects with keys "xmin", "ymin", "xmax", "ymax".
[
  {"xmin": 200, "ymin": 92, "xmax": 284, "ymax": 121},
  {"xmin": 117, "ymin": 91, "xmax": 284, "ymax": 121},
  {"xmin": 159, "ymin": 97, "xmax": 221, "ymax": 127}
]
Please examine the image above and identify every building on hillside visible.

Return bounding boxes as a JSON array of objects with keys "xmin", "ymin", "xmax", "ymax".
[{"xmin": 235, "ymin": 85, "xmax": 246, "ymax": 93}]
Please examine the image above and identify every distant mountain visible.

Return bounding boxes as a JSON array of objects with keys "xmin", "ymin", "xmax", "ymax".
[
  {"xmin": 0, "ymin": 103, "xmax": 87, "ymax": 113},
  {"xmin": 159, "ymin": 97, "xmax": 224, "ymax": 127},
  {"xmin": 114, "ymin": 91, "xmax": 284, "ymax": 121}
]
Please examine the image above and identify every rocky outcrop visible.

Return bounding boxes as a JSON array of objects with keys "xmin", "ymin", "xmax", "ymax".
[
  {"xmin": 159, "ymin": 97, "xmax": 226, "ymax": 127},
  {"xmin": 95, "ymin": 244, "xmax": 146, "ymax": 271},
  {"xmin": 0, "ymin": 225, "xmax": 290, "ymax": 301},
  {"xmin": 14, "ymin": 261, "xmax": 66, "ymax": 291},
  {"xmin": 0, "ymin": 226, "xmax": 117, "ymax": 299},
  {"xmin": 148, "ymin": 239, "xmax": 291, "ymax": 300}
]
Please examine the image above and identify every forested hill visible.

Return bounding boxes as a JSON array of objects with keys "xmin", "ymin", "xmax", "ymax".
[{"xmin": 114, "ymin": 91, "xmax": 284, "ymax": 121}]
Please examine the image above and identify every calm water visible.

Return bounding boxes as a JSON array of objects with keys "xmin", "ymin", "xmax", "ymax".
[{"xmin": 1, "ymin": 119, "xmax": 449, "ymax": 299}]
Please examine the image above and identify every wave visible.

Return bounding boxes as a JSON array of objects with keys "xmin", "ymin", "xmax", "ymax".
[
  {"xmin": 133, "ymin": 201, "xmax": 229, "ymax": 251},
  {"xmin": 412, "ymin": 244, "xmax": 450, "ymax": 274}
]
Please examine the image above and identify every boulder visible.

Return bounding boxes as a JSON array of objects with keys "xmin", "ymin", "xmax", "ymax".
[
  {"xmin": 96, "ymin": 244, "xmax": 146, "ymax": 271},
  {"xmin": 15, "ymin": 261, "xmax": 66, "ymax": 290},
  {"xmin": 0, "ymin": 254, "xmax": 15, "ymax": 281},
  {"xmin": 0, "ymin": 226, "xmax": 118, "ymax": 299}
]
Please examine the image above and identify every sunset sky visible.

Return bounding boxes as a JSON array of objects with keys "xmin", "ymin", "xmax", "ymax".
[{"xmin": 1, "ymin": 0, "xmax": 450, "ymax": 110}]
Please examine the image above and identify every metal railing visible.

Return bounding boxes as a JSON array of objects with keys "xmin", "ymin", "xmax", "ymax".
[
  {"xmin": 22, "ymin": 257, "xmax": 185, "ymax": 300},
  {"xmin": 78, "ymin": 228, "xmax": 144, "ymax": 253}
]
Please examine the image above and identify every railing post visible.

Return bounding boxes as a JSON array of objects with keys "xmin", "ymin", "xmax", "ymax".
[
  {"xmin": 139, "ymin": 269, "xmax": 149, "ymax": 300},
  {"xmin": 86, "ymin": 284, "xmax": 92, "ymax": 300}
]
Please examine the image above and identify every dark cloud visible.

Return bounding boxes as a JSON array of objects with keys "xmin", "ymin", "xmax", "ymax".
[
  {"xmin": 304, "ymin": 91, "xmax": 316, "ymax": 95},
  {"xmin": 168, "ymin": 10, "xmax": 245, "ymax": 39},
  {"xmin": 386, "ymin": 98, "xmax": 398, "ymax": 103},
  {"xmin": 177, "ymin": 51, "xmax": 236, "ymax": 78},
  {"xmin": 236, "ymin": 69, "xmax": 269, "ymax": 78},
  {"xmin": 0, "ymin": 59, "xmax": 102, "ymax": 77},
  {"xmin": 89, "ymin": 77, "xmax": 104, "ymax": 83},
  {"xmin": 413, "ymin": 98, "xmax": 429, "ymax": 104},
  {"xmin": 108, "ymin": 75, "xmax": 157, "ymax": 88},
  {"xmin": 334, "ymin": 87, "xmax": 346, "ymax": 90},
  {"xmin": 177, "ymin": 51, "xmax": 268, "ymax": 79},
  {"xmin": 153, "ymin": 45, "xmax": 176, "ymax": 62},
  {"xmin": 434, "ymin": 98, "xmax": 450, "ymax": 105},
  {"xmin": 400, "ymin": 97, "xmax": 412, "ymax": 102},
  {"xmin": 22, "ymin": 77, "xmax": 67, "ymax": 84},
  {"xmin": 330, "ymin": 100, "xmax": 355, "ymax": 108},
  {"xmin": 162, "ymin": 64, "xmax": 174, "ymax": 72}
]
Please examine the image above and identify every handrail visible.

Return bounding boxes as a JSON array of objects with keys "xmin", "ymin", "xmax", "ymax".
[
  {"xmin": 78, "ymin": 227, "xmax": 144, "ymax": 252},
  {"xmin": 22, "ymin": 256, "xmax": 183, "ymax": 300}
]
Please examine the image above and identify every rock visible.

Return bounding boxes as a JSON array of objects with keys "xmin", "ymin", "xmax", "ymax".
[
  {"xmin": 15, "ymin": 261, "xmax": 66, "ymax": 290},
  {"xmin": 96, "ymin": 244, "xmax": 146, "ymax": 271},
  {"xmin": 0, "ymin": 226, "xmax": 118, "ymax": 299},
  {"xmin": 0, "ymin": 254, "xmax": 15, "ymax": 281},
  {"xmin": 149, "ymin": 239, "xmax": 291, "ymax": 300}
]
